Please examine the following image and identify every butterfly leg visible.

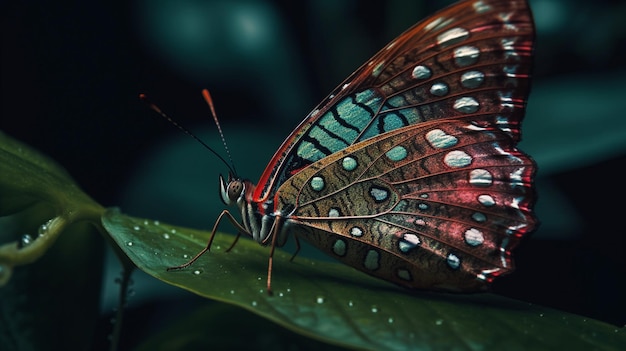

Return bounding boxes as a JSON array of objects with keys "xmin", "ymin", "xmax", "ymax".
[
  {"xmin": 265, "ymin": 215, "xmax": 286, "ymax": 296},
  {"xmin": 167, "ymin": 209, "xmax": 249, "ymax": 271},
  {"xmin": 225, "ymin": 232, "xmax": 242, "ymax": 253},
  {"xmin": 289, "ymin": 235, "xmax": 301, "ymax": 262}
]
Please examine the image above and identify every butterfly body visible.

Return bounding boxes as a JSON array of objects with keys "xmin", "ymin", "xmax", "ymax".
[{"xmin": 196, "ymin": 0, "xmax": 537, "ymax": 293}]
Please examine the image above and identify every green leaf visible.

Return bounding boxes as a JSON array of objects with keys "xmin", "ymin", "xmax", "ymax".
[
  {"xmin": 136, "ymin": 302, "xmax": 347, "ymax": 351},
  {"xmin": 0, "ymin": 131, "xmax": 105, "ymax": 283},
  {"xmin": 0, "ymin": 131, "xmax": 105, "ymax": 350},
  {"xmin": 103, "ymin": 209, "xmax": 625, "ymax": 351}
]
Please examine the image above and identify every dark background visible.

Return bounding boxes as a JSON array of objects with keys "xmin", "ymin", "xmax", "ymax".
[{"xmin": 3, "ymin": 0, "xmax": 625, "ymax": 349}]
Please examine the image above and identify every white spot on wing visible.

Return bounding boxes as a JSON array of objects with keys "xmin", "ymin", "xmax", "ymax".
[
  {"xmin": 454, "ymin": 46, "xmax": 480, "ymax": 66},
  {"xmin": 437, "ymin": 27, "xmax": 469, "ymax": 47},
  {"xmin": 499, "ymin": 237, "xmax": 510, "ymax": 267},
  {"xmin": 412, "ymin": 65, "xmax": 432, "ymax": 79},
  {"xmin": 454, "ymin": 97, "xmax": 480, "ymax": 113},
  {"xmin": 460, "ymin": 70, "xmax": 485, "ymax": 88},
  {"xmin": 429, "ymin": 82, "xmax": 449, "ymax": 96},
  {"xmin": 469, "ymin": 169, "xmax": 493, "ymax": 186},
  {"xmin": 478, "ymin": 194, "xmax": 495, "ymax": 207},
  {"xmin": 501, "ymin": 38, "xmax": 519, "ymax": 59},
  {"xmin": 371, "ymin": 61, "xmax": 385, "ymax": 77},
  {"xmin": 426, "ymin": 129, "xmax": 458, "ymax": 149},
  {"xmin": 447, "ymin": 253, "xmax": 461, "ymax": 269},
  {"xmin": 464, "ymin": 228, "xmax": 485, "ymax": 247},
  {"xmin": 398, "ymin": 233, "xmax": 420, "ymax": 253},
  {"xmin": 510, "ymin": 167, "xmax": 525, "ymax": 188},
  {"xmin": 424, "ymin": 17, "xmax": 444, "ymax": 31},
  {"xmin": 444, "ymin": 150, "xmax": 472, "ymax": 168},
  {"xmin": 473, "ymin": 1, "xmax": 491, "ymax": 13},
  {"xmin": 350, "ymin": 227, "xmax": 363, "ymax": 237},
  {"xmin": 498, "ymin": 91, "xmax": 514, "ymax": 109}
]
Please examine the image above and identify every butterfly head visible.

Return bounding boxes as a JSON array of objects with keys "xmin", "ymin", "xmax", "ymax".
[{"xmin": 219, "ymin": 173, "xmax": 245, "ymax": 206}]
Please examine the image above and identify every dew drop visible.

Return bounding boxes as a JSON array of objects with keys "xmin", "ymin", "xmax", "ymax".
[
  {"xmin": 388, "ymin": 317, "xmax": 394, "ymax": 324},
  {"xmin": 435, "ymin": 319, "xmax": 444, "ymax": 325},
  {"xmin": 348, "ymin": 300, "xmax": 354, "ymax": 307},
  {"xmin": 19, "ymin": 234, "xmax": 34, "ymax": 248},
  {"xmin": 278, "ymin": 292, "xmax": 284, "ymax": 297},
  {"xmin": 259, "ymin": 289, "xmax": 264, "ymax": 294},
  {"xmin": 257, "ymin": 277, "xmax": 262, "ymax": 281},
  {"xmin": 170, "ymin": 229, "xmax": 177, "ymax": 234},
  {"xmin": 286, "ymin": 288, "xmax": 291, "ymax": 293},
  {"xmin": 143, "ymin": 220, "xmax": 149, "ymax": 225},
  {"xmin": 230, "ymin": 290, "xmax": 235, "ymax": 295},
  {"xmin": 539, "ymin": 313, "xmax": 544, "ymax": 317},
  {"xmin": 251, "ymin": 301, "xmax": 257, "ymax": 307},
  {"xmin": 126, "ymin": 241, "xmax": 134, "ymax": 246},
  {"xmin": 38, "ymin": 223, "xmax": 49, "ymax": 236},
  {"xmin": 371, "ymin": 306, "xmax": 378, "ymax": 313},
  {"xmin": 193, "ymin": 270, "xmax": 202, "ymax": 275},
  {"xmin": 153, "ymin": 220, "xmax": 160, "ymax": 226},
  {"xmin": 316, "ymin": 296, "xmax": 325, "ymax": 304},
  {"xmin": 133, "ymin": 225, "xmax": 140, "ymax": 231},
  {"xmin": 162, "ymin": 233, "xmax": 170, "ymax": 240},
  {"xmin": 183, "ymin": 254, "xmax": 189, "ymax": 259}
]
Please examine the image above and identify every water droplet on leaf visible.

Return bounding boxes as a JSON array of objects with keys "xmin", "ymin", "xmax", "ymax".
[
  {"xmin": 38, "ymin": 223, "xmax": 49, "ymax": 236},
  {"xmin": 19, "ymin": 234, "xmax": 33, "ymax": 248}
]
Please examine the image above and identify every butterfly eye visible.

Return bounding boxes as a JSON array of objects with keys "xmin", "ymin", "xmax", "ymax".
[
  {"xmin": 228, "ymin": 180, "xmax": 244, "ymax": 201},
  {"xmin": 219, "ymin": 174, "xmax": 244, "ymax": 205}
]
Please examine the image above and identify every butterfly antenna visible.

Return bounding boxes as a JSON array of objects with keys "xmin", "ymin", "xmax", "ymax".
[
  {"xmin": 139, "ymin": 93, "xmax": 236, "ymax": 175},
  {"xmin": 201, "ymin": 89, "xmax": 238, "ymax": 177}
]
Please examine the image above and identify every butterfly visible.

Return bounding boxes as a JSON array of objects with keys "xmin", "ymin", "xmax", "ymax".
[{"xmin": 168, "ymin": 0, "xmax": 537, "ymax": 294}]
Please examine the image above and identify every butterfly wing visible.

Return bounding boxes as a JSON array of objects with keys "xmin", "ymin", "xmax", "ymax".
[
  {"xmin": 276, "ymin": 118, "xmax": 536, "ymax": 291},
  {"xmin": 253, "ymin": 0, "xmax": 534, "ymax": 205},
  {"xmin": 260, "ymin": 0, "xmax": 536, "ymax": 291}
]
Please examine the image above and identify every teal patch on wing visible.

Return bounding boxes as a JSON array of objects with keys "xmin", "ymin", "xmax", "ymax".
[
  {"xmin": 296, "ymin": 89, "xmax": 382, "ymax": 162},
  {"xmin": 359, "ymin": 95, "xmax": 422, "ymax": 141}
]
